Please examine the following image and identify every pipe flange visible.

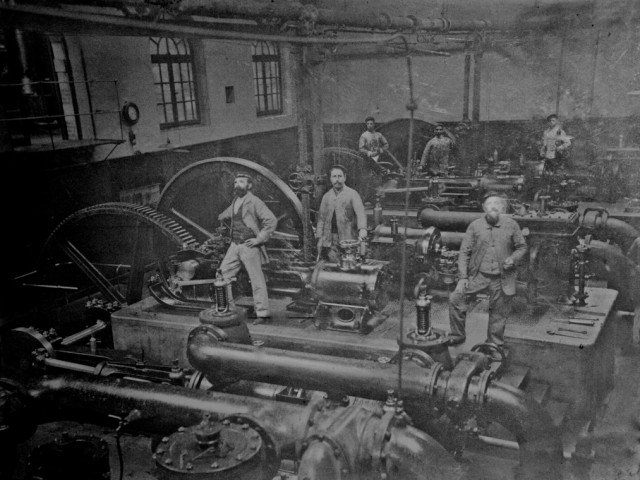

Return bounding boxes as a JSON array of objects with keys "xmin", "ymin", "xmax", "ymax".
[
  {"xmin": 466, "ymin": 369, "xmax": 493, "ymax": 406},
  {"xmin": 424, "ymin": 362, "xmax": 443, "ymax": 397},
  {"xmin": 370, "ymin": 410, "xmax": 396, "ymax": 477},
  {"xmin": 470, "ymin": 342, "xmax": 507, "ymax": 369},
  {"xmin": 401, "ymin": 348, "xmax": 436, "ymax": 368}
]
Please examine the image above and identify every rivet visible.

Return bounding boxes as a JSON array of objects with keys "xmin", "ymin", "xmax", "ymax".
[
  {"xmin": 223, "ymin": 419, "xmax": 230, "ymax": 426},
  {"xmin": 211, "ymin": 462, "xmax": 219, "ymax": 468},
  {"xmin": 156, "ymin": 448, "xmax": 165, "ymax": 454},
  {"xmin": 250, "ymin": 444, "xmax": 258, "ymax": 450},
  {"xmin": 186, "ymin": 463, "xmax": 193, "ymax": 470},
  {"xmin": 162, "ymin": 437, "xmax": 169, "ymax": 443},
  {"xmin": 242, "ymin": 423, "xmax": 249, "ymax": 430},
  {"xmin": 164, "ymin": 458, "xmax": 173, "ymax": 465},
  {"xmin": 152, "ymin": 454, "xmax": 157, "ymax": 460},
  {"xmin": 178, "ymin": 426, "xmax": 185, "ymax": 432},
  {"xmin": 236, "ymin": 454, "xmax": 243, "ymax": 461}
]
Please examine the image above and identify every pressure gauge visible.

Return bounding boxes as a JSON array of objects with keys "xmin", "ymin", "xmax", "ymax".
[{"xmin": 121, "ymin": 101, "xmax": 140, "ymax": 126}]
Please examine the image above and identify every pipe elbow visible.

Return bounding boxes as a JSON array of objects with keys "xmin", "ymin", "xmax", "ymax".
[{"xmin": 484, "ymin": 382, "xmax": 563, "ymax": 480}]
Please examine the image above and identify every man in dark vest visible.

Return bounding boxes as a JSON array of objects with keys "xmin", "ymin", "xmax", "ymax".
[
  {"xmin": 218, "ymin": 173, "xmax": 277, "ymax": 321},
  {"xmin": 448, "ymin": 192, "xmax": 527, "ymax": 347}
]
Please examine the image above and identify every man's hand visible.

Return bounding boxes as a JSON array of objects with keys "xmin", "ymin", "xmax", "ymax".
[
  {"xmin": 503, "ymin": 257, "xmax": 514, "ymax": 270},
  {"xmin": 244, "ymin": 238, "xmax": 259, "ymax": 247},
  {"xmin": 454, "ymin": 279, "xmax": 468, "ymax": 293},
  {"xmin": 358, "ymin": 228, "xmax": 368, "ymax": 241}
]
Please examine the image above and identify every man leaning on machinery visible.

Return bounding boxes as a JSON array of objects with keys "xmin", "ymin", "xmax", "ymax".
[{"xmin": 447, "ymin": 192, "xmax": 528, "ymax": 349}]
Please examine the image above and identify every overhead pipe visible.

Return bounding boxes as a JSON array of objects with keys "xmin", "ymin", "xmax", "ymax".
[
  {"xmin": 179, "ymin": 0, "xmax": 491, "ymax": 32},
  {"xmin": 0, "ymin": 4, "xmax": 390, "ymax": 44},
  {"xmin": 186, "ymin": 335, "xmax": 563, "ymax": 477}
]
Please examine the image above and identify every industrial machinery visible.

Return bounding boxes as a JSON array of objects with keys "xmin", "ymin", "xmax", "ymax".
[{"xmin": 3, "ymin": 156, "xmax": 638, "ymax": 480}]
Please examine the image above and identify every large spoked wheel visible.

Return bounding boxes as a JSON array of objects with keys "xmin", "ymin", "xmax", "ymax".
[
  {"xmin": 157, "ymin": 157, "xmax": 309, "ymax": 254},
  {"xmin": 39, "ymin": 203, "xmax": 198, "ymax": 307}
]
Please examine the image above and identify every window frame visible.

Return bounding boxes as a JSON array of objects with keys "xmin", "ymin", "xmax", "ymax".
[
  {"xmin": 150, "ymin": 37, "xmax": 200, "ymax": 129},
  {"xmin": 251, "ymin": 41, "xmax": 284, "ymax": 117}
]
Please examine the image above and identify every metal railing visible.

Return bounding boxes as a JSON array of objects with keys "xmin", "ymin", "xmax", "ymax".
[{"xmin": 0, "ymin": 79, "xmax": 125, "ymax": 151}]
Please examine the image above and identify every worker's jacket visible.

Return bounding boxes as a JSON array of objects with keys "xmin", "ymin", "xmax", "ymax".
[
  {"xmin": 458, "ymin": 215, "xmax": 527, "ymax": 295},
  {"xmin": 218, "ymin": 192, "xmax": 277, "ymax": 262},
  {"xmin": 316, "ymin": 186, "xmax": 367, "ymax": 247}
]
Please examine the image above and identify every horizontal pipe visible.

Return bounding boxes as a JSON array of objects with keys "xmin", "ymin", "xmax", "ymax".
[
  {"xmin": 187, "ymin": 337, "xmax": 429, "ymax": 401},
  {"xmin": 180, "ymin": 0, "xmax": 490, "ymax": 32},
  {"xmin": 0, "ymin": 4, "xmax": 386, "ymax": 44},
  {"xmin": 187, "ymin": 337, "xmax": 563, "ymax": 478},
  {"xmin": 24, "ymin": 375, "xmax": 308, "ymax": 454}
]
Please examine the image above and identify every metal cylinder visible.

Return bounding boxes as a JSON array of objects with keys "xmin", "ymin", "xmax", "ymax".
[
  {"xmin": 310, "ymin": 262, "xmax": 387, "ymax": 309},
  {"xmin": 187, "ymin": 339, "xmax": 429, "ymax": 402}
]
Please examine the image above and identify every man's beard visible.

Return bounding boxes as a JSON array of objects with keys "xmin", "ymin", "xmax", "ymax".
[
  {"xmin": 234, "ymin": 186, "xmax": 248, "ymax": 197},
  {"xmin": 485, "ymin": 212, "xmax": 499, "ymax": 225},
  {"xmin": 332, "ymin": 182, "xmax": 344, "ymax": 190}
]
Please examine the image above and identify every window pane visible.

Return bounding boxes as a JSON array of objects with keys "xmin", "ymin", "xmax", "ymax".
[
  {"xmin": 150, "ymin": 37, "xmax": 199, "ymax": 126},
  {"xmin": 164, "ymin": 105, "xmax": 174, "ymax": 123}
]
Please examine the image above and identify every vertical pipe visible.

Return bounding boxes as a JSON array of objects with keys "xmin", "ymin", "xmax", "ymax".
[
  {"xmin": 292, "ymin": 45, "xmax": 313, "ymax": 261},
  {"xmin": 462, "ymin": 52, "xmax": 471, "ymax": 122},
  {"xmin": 472, "ymin": 51, "xmax": 482, "ymax": 123},
  {"xmin": 555, "ymin": 29, "xmax": 567, "ymax": 116}
]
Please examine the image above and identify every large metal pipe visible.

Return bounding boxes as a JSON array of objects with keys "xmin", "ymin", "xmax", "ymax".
[
  {"xmin": 24, "ymin": 375, "xmax": 308, "ymax": 455},
  {"xmin": 187, "ymin": 336, "xmax": 427, "ymax": 401},
  {"xmin": 588, "ymin": 240, "xmax": 640, "ymax": 310},
  {"xmin": 187, "ymin": 337, "xmax": 563, "ymax": 477},
  {"xmin": 18, "ymin": 374, "xmax": 464, "ymax": 480},
  {"xmin": 582, "ymin": 211, "xmax": 640, "ymax": 253},
  {"xmin": 484, "ymin": 382, "xmax": 563, "ymax": 480}
]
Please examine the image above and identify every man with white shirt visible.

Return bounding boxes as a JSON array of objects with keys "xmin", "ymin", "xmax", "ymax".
[
  {"xmin": 218, "ymin": 173, "xmax": 277, "ymax": 321},
  {"xmin": 316, "ymin": 165, "xmax": 367, "ymax": 262},
  {"xmin": 358, "ymin": 116, "xmax": 389, "ymax": 163}
]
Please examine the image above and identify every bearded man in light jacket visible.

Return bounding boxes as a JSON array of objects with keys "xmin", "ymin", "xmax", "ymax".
[{"xmin": 218, "ymin": 173, "xmax": 277, "ymax": 320}]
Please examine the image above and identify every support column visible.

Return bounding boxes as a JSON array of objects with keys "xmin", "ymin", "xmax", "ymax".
[
  {"xmin": 471, "ymin": 51, "xmax": 482, "ymax": 123},
  {"xmin": 462, "ymin": 52, "xmax": 471, "ymax": 122}
]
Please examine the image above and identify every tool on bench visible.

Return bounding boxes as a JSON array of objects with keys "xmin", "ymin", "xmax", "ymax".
[{"xmin": 546, "ymin": 329, "xmax": 583, "ymax": 338}]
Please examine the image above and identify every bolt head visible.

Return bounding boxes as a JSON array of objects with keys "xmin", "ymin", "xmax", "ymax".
[
  {"xmin": 164, "ymin": 458, "xmax": 172, "ymax": 465},
  {"xmin": 178, "ymin": 426, "xmax": 185, "ymax": 432},
  {"xmin": 186, "ymin": 463, "xmax": 193, "ymax": 470},
  {"xmin": 211, "ymin": 462, "xmax": 219, "ymax": 468},
  {"xmin": 161, "ymin": 437, "xmax": 169, "ymax": 443},
  {"xmin": 236, "ymin": 454, "xmax": 243, "ymax": 461},
  {"xmin": 242, "ymin": 423, "xmax": 249, "ymax": 430}
]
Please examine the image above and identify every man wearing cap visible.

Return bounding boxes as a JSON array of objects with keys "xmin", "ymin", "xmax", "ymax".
[
  {"xmin": 358, "ymin": 116, "xmax": 389, "ymax": 163},
  {"xmin": 316, "ymin": 165, "xmax": 367, "ymax": 262},
  {"xmin": 448, "ymin": 193, "xmax": 527, "ymax": 347},
  {"xmin": 218, "ymin": 173, "xmax": 277, "ymax": 321},
  {"xmin": 420, "ymin": 124, "xmax": 455, "ymax": 174},
  {"xmin": 540, "ymin": 114, "xmax": 571, "ymax": 171}
]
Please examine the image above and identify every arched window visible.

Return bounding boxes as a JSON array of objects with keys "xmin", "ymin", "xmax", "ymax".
[
  {"xmin": 252, "ymin": 42, "xmax": 283, "ymax": 116},
  {"xmin": 150, "ymin": 37, "xmax": 199, "ymax": 128}
]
